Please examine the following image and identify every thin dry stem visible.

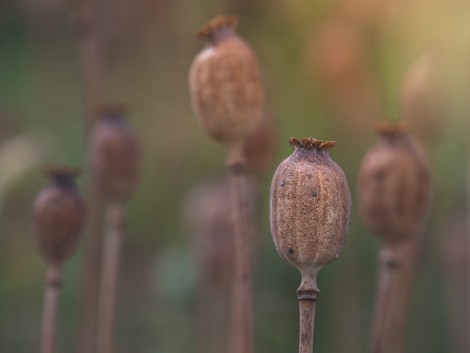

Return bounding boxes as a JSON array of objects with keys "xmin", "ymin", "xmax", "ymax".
[
  {"xmin": 96, "ymin": 202, "xmax": 124, "ymax": 353},
  {"xmin": 369, "ymin": 247, "xmax": 401, "ymax": 353},
  {"xmin": 41, "ymin": 264, "xmax": 62, "ymax": 353},
  {"xmin": 227, "ymin": 148, "xmax": 254, "ymax": 353},
  {"xmin": 74, "ymin": 2, "xmax": 106, "ymax": 352},
  {"xmin": 297, "ymin": 292, "xmax": 319, "ymax": 353}
]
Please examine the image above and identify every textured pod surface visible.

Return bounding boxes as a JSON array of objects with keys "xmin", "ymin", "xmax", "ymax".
[
  {"xmin": 358, "ymin": 122, "xmax": 430, "ymax": 244},
  {"xmin": 189, "ymin": 15, "xmax": 264, "ymax": 147},
  {"xmin": 33, "ymin": 167, "xmax": 86, "ymax": 264},
  {"xmin": 270, "ymin": 138, "xmax": 351, "ymax": 273},
  {"xmin": 91, "ymin": 108, "xmax": 139, "ymax": 202}
]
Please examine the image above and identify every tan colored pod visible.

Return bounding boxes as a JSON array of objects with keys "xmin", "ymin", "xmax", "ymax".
[
  {"xmin": 357, "ymin": 121, "xmax": 430, "ymax": 244},
  {"xmin": 189, "ymin": 15, "xmax": 264, "ymax": 148},
  {"xmin": 399, "ymin": 54, "xmax": 449, "ymax": 144},
  {"xmin": 91, "ymin": 106, "xmax": 139, "ymax": 202},
  {"xmin": 33, "ymin": 167, "xmax": 86, "ymax": 265},
  {"xmin": 270, "ymin": 137, "xmax": 351, "ymax": 281}
]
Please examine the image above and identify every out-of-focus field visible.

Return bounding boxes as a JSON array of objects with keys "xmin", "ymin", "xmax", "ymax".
[{"xmin": 0, "ymin": 0, "xmax": 468, "ymax": 352}]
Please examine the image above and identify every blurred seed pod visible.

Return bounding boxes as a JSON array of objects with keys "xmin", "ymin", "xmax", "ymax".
[
  {"xmin": 400, "ymin": 53, "xmax": 449, "ymax": 145},
  {"xmin": 33, "ymin": 166, "xmax": 86, "ymax": 265},
  {"xmin": 357, "ymin": 121, "xmax": 430, "ymax": 245},
  {"xmin": 243, "ymin": 113, "xmax": 279, "ymax": 177},
  {"xmin": 189, "ymin": 15, "xmax": 264, "ymax": 150},
  {"xmin": 91, "ymin": 106, "xmax": 140, "ymax": 202},
  {"xmin": 270, "ymin": 137, "xmax": 351, "ymax": 277},
  {"xmin": 308, "ymin": 18, "xmax": 381, "ymax": 130}
]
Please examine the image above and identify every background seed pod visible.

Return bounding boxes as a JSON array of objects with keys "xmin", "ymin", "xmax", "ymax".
[
  {"xmin": 189, "ymin": 15, "xmax": 264, "ymax": 148},
  {"xmin": 91, "ymin": 107, "xmax": 140, "ymax": 202},
  {"xmin": 270, "ymin": 137, "xmax": 351, "ymax": 273},
  {"xmin": 357, "ymin": 121, "xmax": 430, "ymax": 244},
  {"xmin": 33, "ymin": 167, "xmax": 86, "ymax": 265}
]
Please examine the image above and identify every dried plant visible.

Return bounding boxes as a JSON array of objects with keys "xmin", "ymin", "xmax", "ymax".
[
  {"xmin": 33, "ymin": 167, "xmax": 86, "ymax": 353},
  {"xmin": 357, "ymin": 121, "xmax": 430, "ymax": 353},
  {"xmin": 189, "ymin": 15, "xmax": 265, "ymax": 353},
  {"xmin": 184, "ymin": 180, "xmax": 234, "ymax": 353},
  {"xmin": 270, "ymin": 137, "xmax": 351, "ymax": 353},
  {"xmin": 91, "ymin": 107, "xmax": 139, "ymax": 353},
  {"xmin": 73, "ymin": 2, "xmax": 106, "ymax": 352}
]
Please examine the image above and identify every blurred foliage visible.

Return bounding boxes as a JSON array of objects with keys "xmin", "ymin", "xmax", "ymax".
[{"xmin": 0, "ymin": 0, "xmax": 468, "ymax": 352}]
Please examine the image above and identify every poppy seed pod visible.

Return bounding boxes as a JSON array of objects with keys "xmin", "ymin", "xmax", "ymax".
[
  {"xmin": 358, "ymin": 121, "xmax": 430, "ymax": 244},
  {"xmin": 33, "ymin": 167, "xmax": 86, "ymax": 265},
  {"xmin": 91, "ymin": 106, "xmax": 139, "ymax": 202},
  {"xmin": 189, "ymin": 15, "xmax": 264, "ymax": 150},
  {"xmin": 270, "ymin": 137, "xmax": 351, "ymax": 288}
]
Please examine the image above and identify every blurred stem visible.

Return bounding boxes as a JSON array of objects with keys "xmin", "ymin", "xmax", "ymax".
[
  {"xmin": 370, "ymin": 246, "xmax": 398, "ymax": 353},
  {"xmin": 41, "ymin": 263, "xmax": 62, "ymax": 353},
  {"xmin": 297, "ymin": 271, "xmax": 319, "ymax": 353},
  {"xmin": 96, "ymin": 201, "xmax": 124, "ymax": 353},
  {"xmin": 227, "ymin": 145, "xmax": 254, "ymax": 353},
  {"xmin": 370, "ymin": 236, "xmax": 423, "ymax": 353},
  {"xmin": 73, "ymin": 2, "xmax": 106, "ymax": 353}
]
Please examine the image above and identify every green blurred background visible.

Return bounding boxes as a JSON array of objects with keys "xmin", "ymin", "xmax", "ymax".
[{"xmin": 0, "ymin": 0, "xmax": 468, "ymax": 352}]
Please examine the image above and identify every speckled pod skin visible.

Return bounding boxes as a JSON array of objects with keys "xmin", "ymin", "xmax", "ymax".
[
  {"xmin": 91, "ymin": 108, "xmax": 139, "ymax": 202},
  {"xmin": 189, "ymin": 15, "xmax": 264, "ymax": 148},
  {"xmin": 270, "ymin": 137, "xmax": 351, "ymax": 285},
  {"xmin": 358, "ymin": 121, "xmax": 430, "ymax": 244},
  {"xmin": 33, "ymin": 167, "xmax": 86, "ymax": 265}
]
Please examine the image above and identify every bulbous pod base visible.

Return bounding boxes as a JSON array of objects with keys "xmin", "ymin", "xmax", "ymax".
[
  {"xmin": 33, "ymin": 167, "xmax": 86, "ymax": 265},
  {"xmin": 189, "ymin": 15, "xmax": 265, "ymax": 148},
  {"xmin": 357, "ymin": 121, "xmax": 430, "ymax": 245},
  {"xmin": 270, "ymin": 138, "xmax": 351, "ymax": 272}
]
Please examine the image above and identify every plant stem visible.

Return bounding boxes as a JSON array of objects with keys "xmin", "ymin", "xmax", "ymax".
[
  {"xmin": 96, "ymin": 201, "xmax": 124, "ymax": 353},
  {"xmin": 297, "ymin": 270, "xmax": 319, "ymax": 353},
  {"xmin": 370, "ymin": 246, "xmax": 401, "ymax": 353},
  {"xmin": 227, "ymin": 145, "xmax": 254, "ymax": 353},
  {"xmin": 41, "ymin": 263, "xmax": 62, "ymax": 353},
  {"xmin": 73, "ymin": 3, "xmax": 106, "ymax": 353}
]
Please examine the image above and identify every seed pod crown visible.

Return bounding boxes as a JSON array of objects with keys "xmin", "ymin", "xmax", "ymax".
[
  {"xmin": 358, "ymin": 120, "xmax": 430, "ymax": 244},
  {"xmin": 91, "ymin": 106, "xmax": 139, "ymax": 202},
  {"xmin": 33, "ymin": 166, "xmax": 86, "ymax": 264},
  {"xmin": 189, "ymin": 15, "xmax": 264, "ymax": 148},
  {"xmin": 270, "ymin": 137, "xmax": 351, "ymax": 275}
]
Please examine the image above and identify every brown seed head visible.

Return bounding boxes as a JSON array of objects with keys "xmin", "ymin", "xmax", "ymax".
[
  {"xmin": 91, "ymin": 107, "xmax": 139, "ymax": 202},
  {"xmin": 33, "ymin": 166, "xmax": 86, "ymax": 265},
  {"xmin": 243, "ymin": 114, "xmax": 278, "ymax": 176},
  {"xmin": 189, "ymin": 15, "xmax": 264, "ymax": 148},
  {"xmin": 399, "ymin": 54, "xmax": 449, "ymax": 144},
  {"xmin": 358, "ymin": 120, "xmax": 430, "ymax": 244},
  {"xmin": 269, "ymin": 137, "xmax": 351, "ymax": 277}
]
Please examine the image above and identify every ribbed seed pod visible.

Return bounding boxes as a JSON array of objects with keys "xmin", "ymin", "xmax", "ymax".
[
  {"xmin": 33, "ymin": 166, "xmax": 86, "ymax": 265},
  {"xmin": 189, "ymin": 15, "xmax": 264, "ymax": 152},
  {"xmin": 357, "ymin": 121, "xmax": 430, "ymax": 244},
  {"xmin": 91, "ymin": 106, "xmax": 139, "ymax": 202},
  {"xmin": 270, "ymin": 137, "xmax": 351, "ymax": 285}
]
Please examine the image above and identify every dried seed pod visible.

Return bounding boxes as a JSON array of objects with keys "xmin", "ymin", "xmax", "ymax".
[
  {"xmin": 243, "ymin": 113, "xmax": 278, "ymax": 176},
  {"xmin": 399, "ymin": 54, "xmax": 449, "ymax": 144},
  {"xmin": 91, "ymin": 106, "xmax": 139, "ymax": 202},
  {"xmin": 270, "ymin": 137, "xmax": 351, "ymax": 286},
  {"xmin": 189, "ymin": 15, "xmax": 264, "ymax": 151},
  {"xmin": 33, "ymin": 166, "xmax": 86, "ymax": 265},
  {"xmin": 357, "ymin": 121, "xmax": 430, "ymax": 244}
]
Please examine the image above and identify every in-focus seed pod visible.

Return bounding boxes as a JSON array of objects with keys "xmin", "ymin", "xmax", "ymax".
[
  {"xmin": 189, "ymin": 15, "xmax": 264, "ymax": 151},
  {"xmin": 91, "ymin": 106, "xmax": 139, "ymax": 202},
  {"xmin": 270, "ymin": 137, "xmax": 351, "ymax": 287},
  {"xmin": 357, "ymin": 121, "xmax": 430, "ymax": 244},
  {"xmin": 33, "ymin": 166, "xmax": 86, "ymax": 265}
]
